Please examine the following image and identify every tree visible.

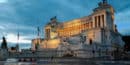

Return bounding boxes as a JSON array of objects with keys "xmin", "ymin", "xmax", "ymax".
[{"xmin": 1, "ymin": 36, "xmax": 8, "ymax": 49}]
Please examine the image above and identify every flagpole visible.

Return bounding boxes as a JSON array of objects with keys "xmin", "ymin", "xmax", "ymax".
[
  {"xmin": 36, "ymin": 26, "xmax": 40, "ymax": 50},
  {"xmin": 17, "ymin": 32, "xmax": 19, "ymax": 52},
  {"xmin": 37, "ymin": 26, "xmax": 40, "ymax": 38}
]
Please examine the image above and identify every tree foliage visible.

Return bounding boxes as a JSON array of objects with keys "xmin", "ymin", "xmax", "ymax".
[{"xmin": 1, "ymin": 36, "xmax": 8, "ymax": 49}]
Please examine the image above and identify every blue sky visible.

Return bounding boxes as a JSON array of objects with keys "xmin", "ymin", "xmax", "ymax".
[{"xmin": 0, "ymin": 0, "xmax": 130, "ymax": 49}]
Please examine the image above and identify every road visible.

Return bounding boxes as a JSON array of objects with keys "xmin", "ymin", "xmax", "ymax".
[{"xmin": 1, "ymin": 59, "xmax": 130, "ymax": 65}]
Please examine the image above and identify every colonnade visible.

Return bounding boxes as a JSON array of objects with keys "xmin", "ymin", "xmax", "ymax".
[{"xmin": 93, "ymin": 14, "xmax": 105, "ymax": 28}]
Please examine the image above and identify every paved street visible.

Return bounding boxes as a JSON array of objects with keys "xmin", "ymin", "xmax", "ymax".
[
  {"xmin": 1, "ymin": 59, "xmax": 130, "ymax": 65},
  {"xmin": 21, "ymin": 61, "xmax": 130, "ymax": 65}
]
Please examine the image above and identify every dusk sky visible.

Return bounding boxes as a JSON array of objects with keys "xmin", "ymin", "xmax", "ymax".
[{"xmin": 0, "ymin": 0, "xmax": 130, "ymax": 49}]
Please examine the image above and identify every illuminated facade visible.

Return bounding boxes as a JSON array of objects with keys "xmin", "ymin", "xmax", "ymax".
[
  {"xmin": 31, "ymin": 0, "xmax": 124, "ymax": 58},
  {"xmin": 44, "ymin": 0, "xmax": 117, "ymax": 46},
  {"xmin": 31, "ymin": 38, "xmax": 44, "ymax": 50}
]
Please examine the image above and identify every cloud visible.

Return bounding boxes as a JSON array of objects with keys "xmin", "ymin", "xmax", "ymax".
[
  {"xmin": 0, "ymin": 33, "xmax": 34, "ymax": 49},
  {"xmin": 120, "ymin": 29, "xmax": 130, "ymax": 35},
  {"xmin": 115, "ymin": 7, "xmax": 130, "ymax": 35},
  {"xmin": 0, "ymin": 0, "xmax": 8, "ymax": 3},
  {"xmin": 0, "ymin": 0, "xmax": 129, "ymax": 49},
  {"xmin": 0, "ymin": 22, "xmax": 36, "ymax": 38},
  {"xmin": 0, "ymin": 26, "xmax": 5, "ymax": 30},
  {"xmin": 5, "ymin": 33, "xmax": 31, "ymax": 44},
  {"xmin": 0, "ymin": 33, "xmax": 35, "ymax": 45},
  {"xmin": 115, "ymin": 10, "xmax": 130, "ymax": 23}
]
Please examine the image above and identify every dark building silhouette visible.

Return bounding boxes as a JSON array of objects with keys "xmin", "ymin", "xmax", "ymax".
[{"xmin": 122, "ymin": 36, "xmax": 130, "ymax": 51}]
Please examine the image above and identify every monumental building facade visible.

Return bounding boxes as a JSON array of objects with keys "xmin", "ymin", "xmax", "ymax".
[{"xmin": 31, "ymin": 0, "xmax": 124, "ymax": 58}]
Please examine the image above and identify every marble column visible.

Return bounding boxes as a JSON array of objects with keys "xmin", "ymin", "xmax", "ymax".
[{"xmin": 93, "ymin": 16, "xmax": 96, "ymax": 28}]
